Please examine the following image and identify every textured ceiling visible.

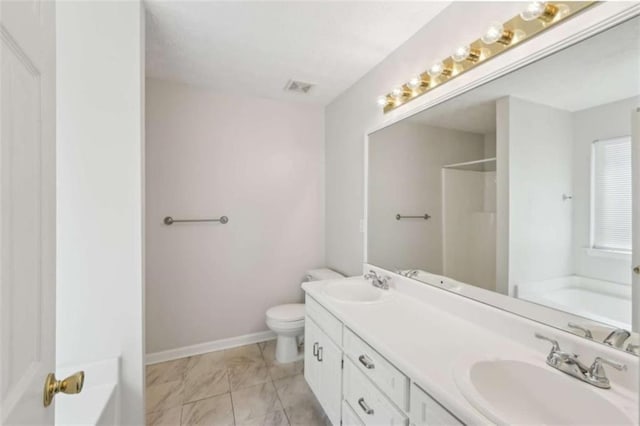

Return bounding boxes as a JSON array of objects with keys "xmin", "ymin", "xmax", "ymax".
[{"xmin": 145, "ymin": 1, "xmax": 451, "ymax": 105}]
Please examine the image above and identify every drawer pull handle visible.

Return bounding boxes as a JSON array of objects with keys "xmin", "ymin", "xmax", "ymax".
[
  {"xmin": 313, "ymin": 342, "xmax": 319, "ymax": 356},
  {"xmin": 358, "ymin": 397, "xmax": 374, "ymax": 415},
  {"xmin": 358, "ymin": 354, "xmax": 375, "ymax": 369},
  {"xmin": 317, "ymin": 346, "xmax": 323, "ymax": 362}
]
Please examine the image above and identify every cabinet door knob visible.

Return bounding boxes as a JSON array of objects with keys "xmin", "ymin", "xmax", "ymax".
[
  {"xmin": 358, "ymin": 397, "xmax": 374, "ymax": 415},
  {"xmin": 358, "ymin": 354, "xmax": 375, "ymax": 369},
  {"xmin": 633, "ymin": 265, "xmax": 639, "ymax": 275},
  {"xmin": 313, "ymin": 342, "xmax": 319, "ymax": 356},
  {"xmin": 317, "ymin": 346, "xmax": 323, "ymax": 362}
]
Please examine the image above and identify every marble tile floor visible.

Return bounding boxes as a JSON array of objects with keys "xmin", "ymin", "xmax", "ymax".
[{"xmin": 146, "ymin": 341, "xmax": 330, "ymax": 426}]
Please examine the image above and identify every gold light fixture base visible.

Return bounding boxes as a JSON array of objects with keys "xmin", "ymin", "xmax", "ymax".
[
  {"xmin": 381, "ymin": 1, "xmax": 595, "ymax": 114},
  {"xmin": 497, "ymin": 29, "xmax": 515, "ymax": 46},
  {"xmin": 539, "ymin": 3, "xmax": 560, "ymax": 23}
]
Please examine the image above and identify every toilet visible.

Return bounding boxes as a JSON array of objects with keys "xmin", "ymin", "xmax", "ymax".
[{"xmin": 266, "ymin": 268, "xmax": 344, "ymax": 363}]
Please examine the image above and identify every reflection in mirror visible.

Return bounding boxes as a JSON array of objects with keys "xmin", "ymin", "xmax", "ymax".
[{"xmin": 367, "ymin": 16, "xmax": 640, "ymax": 354}]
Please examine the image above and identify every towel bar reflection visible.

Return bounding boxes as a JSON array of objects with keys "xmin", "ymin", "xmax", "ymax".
[
  {"xmin": 396, "ymin": 214, "xmax": 430, "ymax": 220},
  {"xmin": 164, "ymin": 216, "xmax": 229, "ymax": 225}
]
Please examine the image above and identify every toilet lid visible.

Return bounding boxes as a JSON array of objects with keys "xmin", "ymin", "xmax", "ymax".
[{"xmin": 266, "ymin": 303, "xmax": 305, "ymax": 321}]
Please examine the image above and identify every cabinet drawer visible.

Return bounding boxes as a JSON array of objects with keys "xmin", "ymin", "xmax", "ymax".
[
  {"xmin": 344, "ymin": 328, "xmax": 409, "ymax": 411},
  {"xmin": 305, "ymin": 295, "xmax": 342, "ymax": 346},
  {"xmin": 344, "ymin": 358, "xmax": 408, "ymax": 426},
  {"xmin": 410, "ymin": 384, "xmax": 462, "ymax": 426},
  {"xmin": 343, "ymin": 400, "xmax": 365, "ymax": 426}
]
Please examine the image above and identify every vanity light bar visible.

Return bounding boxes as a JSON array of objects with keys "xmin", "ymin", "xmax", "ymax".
[{"xmin": 378, "ymin": 1, "xmax": 596, "ymax": 114}]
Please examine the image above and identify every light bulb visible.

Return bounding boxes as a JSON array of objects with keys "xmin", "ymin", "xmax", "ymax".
[
  {"xmin": 376, "ymin": 95, "xmax": 388, "ymax": 107},
  {"xmin": 520, "ymin": 2, "xmax": 546, "ymax": 21},
  {"xmin": 452, "ymin": 45, "xmax": 471, "ymax": 62},
  {"xmin": 427, "ymin": 62, "xmax": 444, "ymax": 78},
  {"xmin": 407, "ymin": 76, "xmax": 423, "ymax": 90},
  {"xmin": 391, "ymin": 86, "xmax": 404, "ymax": 99},
  {"xmin": 481, "ymin": 22, "xmax": 504, "ymax": 44}
]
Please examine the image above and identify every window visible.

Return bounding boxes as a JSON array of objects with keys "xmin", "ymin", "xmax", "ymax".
[{"xmin": 591, "ymin": 136, "xmax": 632, "ymax": 252}]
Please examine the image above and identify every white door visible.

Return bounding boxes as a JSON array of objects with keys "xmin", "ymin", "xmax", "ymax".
[
  {"xmin": 0, "ymin": 0, "xmax": 56, "ymax": 424},
  {"xmin": 632, "ymin": 107, "xmax": 640, "ymax": 332}
]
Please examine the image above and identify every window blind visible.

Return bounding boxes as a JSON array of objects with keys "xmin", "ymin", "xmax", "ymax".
[{"xmin": 591, "ymin": 136, "xmax": 632, "ymax": 252}]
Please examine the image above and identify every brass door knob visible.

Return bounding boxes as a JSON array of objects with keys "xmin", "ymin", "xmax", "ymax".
[
  {"xmin": 43, "ymin": 371, "xmax": 84, "ymax": 407},
  {"xmin": 634, "ymin": 265, "xmax": 640, "ymax": 275}
]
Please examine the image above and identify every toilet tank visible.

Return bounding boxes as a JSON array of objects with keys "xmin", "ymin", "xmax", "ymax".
[{"xmin": 305, "ymin": 268, "xmax": 344, "ymax": 282}]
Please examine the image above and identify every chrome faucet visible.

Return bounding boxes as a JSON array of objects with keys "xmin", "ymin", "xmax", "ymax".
[
  {"xmin": 404, "ymin": 270, "xmax": 419, "ymax": 278},
  {"xmin": 535, "ymin": 333, "xmax": 626, "ymax": 389},
  {"xmin": 567, "ymin": 322, "xmax": 593, "ymax": 339},
  {"xmin": 364, "ymin": 270, "xmax": 391, "ymax": 290},
  {"xmin": 603, "ymin": 328, "xmax": 631, "ymax": 348},
  {"xmin": 626, "ymin": 343, "xmax": 639, "ymax": 355},
  {"xmin": 395, "ymin": 269, "xmax": 419, "ymax": 278}
]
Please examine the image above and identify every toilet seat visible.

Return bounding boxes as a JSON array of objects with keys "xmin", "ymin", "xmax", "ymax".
[
  {"xmin": 266, "ymin": 303, "xmax": 305, "ymax": 322},
  {"xmin": 266, "ymin": 318, "xmax": 305, "ymax": 331}
]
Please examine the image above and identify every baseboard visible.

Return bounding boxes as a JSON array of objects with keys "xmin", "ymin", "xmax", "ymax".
[{"xmin": 146, "ymin": 330, "xmax": 277, "ymax": 365}]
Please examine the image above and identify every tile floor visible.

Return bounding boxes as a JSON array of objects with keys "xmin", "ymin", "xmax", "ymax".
[{"xmin": 146, "ymin": 341, "xmax": 329, "ymax": 425}]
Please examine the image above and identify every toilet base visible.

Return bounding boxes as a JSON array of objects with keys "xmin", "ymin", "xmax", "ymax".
[{"xmin": 275, "ymin": 334, "xmax": 303, "ymax": 363}]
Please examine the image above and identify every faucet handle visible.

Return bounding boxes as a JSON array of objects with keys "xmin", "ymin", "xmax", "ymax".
[
  {"xmin": 535, "ymin": 333, "xmax": 560, "ymax": 352},
  {"xmin": 588, "ymin": 357, "xmax": 627, "ymax": 382},
  {"xmin": 626, "ymin": 343, "xmax": 639, "ymax": 355},
  {"xmin": 603, "ymin": 328, "xmax": 631, "ymax": 348},
  {"xmin": 567, "ymin": 322, "xmax": 593, "ymax": 339}
]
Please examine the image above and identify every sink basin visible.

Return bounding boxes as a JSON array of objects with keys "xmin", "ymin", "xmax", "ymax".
[
  {"xmin": 323, "ymin": 279, "xmax": 390, "ymax": 303},
  {"xmin": 454, "ymin": 359, "xmax": 634, "ymax": 425}
]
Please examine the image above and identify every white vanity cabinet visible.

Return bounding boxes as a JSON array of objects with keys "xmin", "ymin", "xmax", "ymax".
[
  {"xmin": 304, "ymin": 295, "xmax": 463, "ymax": 426},
  {"xmin": 409, "ymin": 385, "xmax": 462, "ymax": 426},
  {"xmin": 304, "ymin": 301, "xmax": 343, "ymax": 426}
]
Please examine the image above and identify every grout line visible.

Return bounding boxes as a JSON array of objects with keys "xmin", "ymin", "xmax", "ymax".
[
  {"xmin": 228, "ymin": 366, "xmax": 237, "ymax": 426},
  {"xmin": 256, "ymin": 342, "xmax": 292, "ymax": 426},
  {"xmin": 182, "ymin": 389, "xmax": 232, "ymax": 407},
  {"xmin": 271, "ymin": 371, "xmax": 293, "ymax": 426},
  {"xmin": 274, "ymin": 381, "xmax": 292, "ymax": 426},
  {"xmin": 179, "ymin": 360, "xmax": 188, "ymax": 425}
]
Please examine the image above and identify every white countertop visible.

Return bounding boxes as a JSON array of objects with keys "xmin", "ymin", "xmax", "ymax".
[{"xmin": 302, "ymin": 277, "xmax": 639, "ymax": 425}]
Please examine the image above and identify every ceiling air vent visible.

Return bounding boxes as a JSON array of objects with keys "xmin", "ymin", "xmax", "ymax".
[{"xmin": 284, "ymin": 79, "xmax": 315, "ymax": 94}]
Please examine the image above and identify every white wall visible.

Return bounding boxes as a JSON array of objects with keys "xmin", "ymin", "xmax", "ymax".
[
  {"xmin": 145, "ymin": 79, "xmax": 325, "ymax": 354},
  {"xmin": 504, "ymin": 97, "xmax": 573, "ymax": 295},
  {"xmin": 484, "ymin": 132, "xmax": 497, "ymax": 158},
  {"xmin": 367, "ymin": 122, "xmax": 484, "ymax": 272},
  {"xmin": 443, "ymin": 170, "xmax": 496, "ymax": 291},
  {"xmin": 572, "ymin": 96, "xmax": 639, "ymax": 285},
  {"xmin": 56, "ymin": 2, "xmax": 145, "ymax": 424},
  {"xmin": 496, "ymin": 100, "xmax": 510, "ymax": 295}
]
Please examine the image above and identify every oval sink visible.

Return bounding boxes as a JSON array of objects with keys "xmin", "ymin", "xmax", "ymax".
[
  {"xmin": 455, "ymin": 359, "xmax": 634, "ymax": 425},
  {"xmin": 323, "ymin": 280, "xmax": 389, "ymax": 303}
]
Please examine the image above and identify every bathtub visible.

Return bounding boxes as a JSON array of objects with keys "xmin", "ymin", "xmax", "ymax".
[{"xmin": 517, "ymin": 275, "xmax": 631, "ymax": 329}]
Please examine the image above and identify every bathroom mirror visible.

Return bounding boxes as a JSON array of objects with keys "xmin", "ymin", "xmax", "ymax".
[{"xmin": 366, "ymin": 16, "xmax": 640, "ymax": 354}]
